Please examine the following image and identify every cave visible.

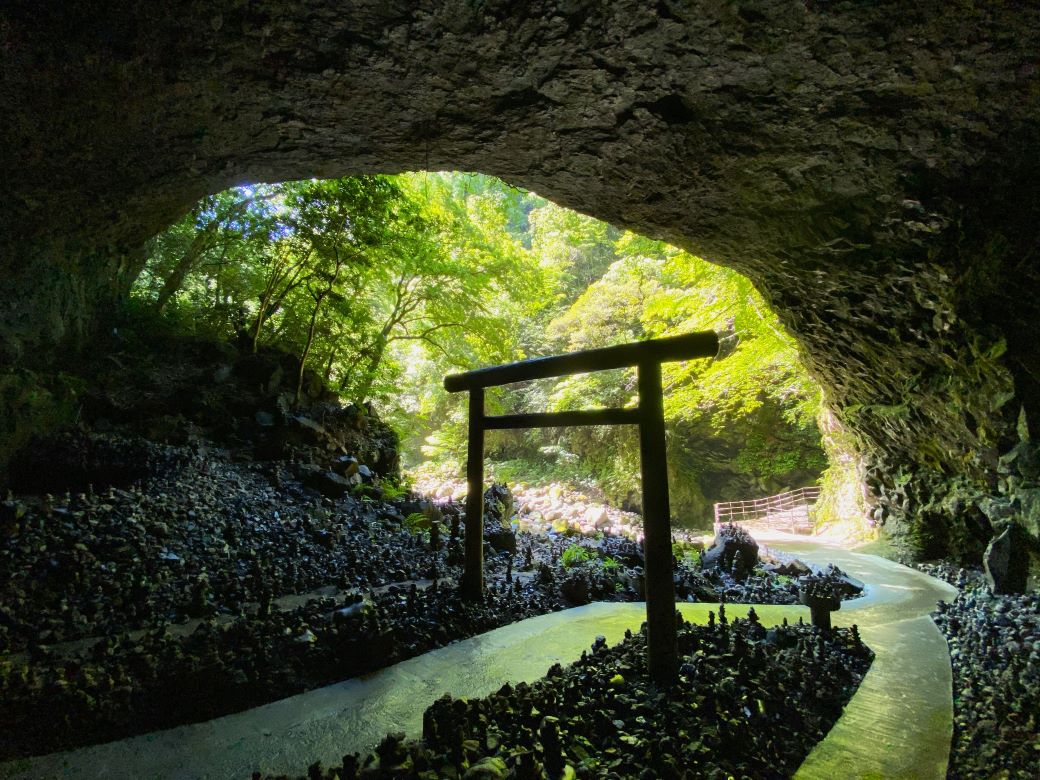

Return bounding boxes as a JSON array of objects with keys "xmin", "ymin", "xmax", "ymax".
[
  {"xmin": 3, "ymin": 3, "xmax": 1040, "ymax": 776},
  {"xmin": 4, "ymin": 1, "xmax": 1040, "ymax": 560}
]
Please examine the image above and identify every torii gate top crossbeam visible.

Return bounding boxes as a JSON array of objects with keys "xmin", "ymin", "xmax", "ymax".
[{"xmin": 444, "ymin": 331, "xmax": 719, "ymax": 392}]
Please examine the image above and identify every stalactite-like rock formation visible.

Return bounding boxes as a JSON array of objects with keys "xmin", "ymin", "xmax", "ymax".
[{"xmin": 2, "ymin": 0, "xmax": 1039, "ymax": 558}]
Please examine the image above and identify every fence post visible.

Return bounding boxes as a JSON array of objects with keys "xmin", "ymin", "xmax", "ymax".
[
  {"xmin": 637, "ymin": 360, "xmax": 678, "ymax": 686},
  {"xmin": 461, "ymin": 388, "xmax": 485, "ymax": 601}
]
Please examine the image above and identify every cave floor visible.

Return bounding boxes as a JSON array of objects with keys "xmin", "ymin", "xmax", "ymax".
[{"xmin": 0, "ymin": 540, "xmax": 956, "ymax": 780}]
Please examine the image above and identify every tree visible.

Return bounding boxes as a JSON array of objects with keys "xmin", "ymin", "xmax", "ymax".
[
  {"xmin": 411, "ymin": 192, "xmax": 825, "ymax": 525},
  {"xmin": 151, "ymin": 191, "xmax": 276, "ymax": 313},
  {"xmin": 273, "ymin": 177, "xmax": 404, "ymax": 400},
  {"xmin": 132, "ymin": 173, "xmax": 541, "ymax": 414},
  {"xmin": 132, "ymin": 170, "xmax": 825, "ymax": 526},
  {"xmin": 342, "ymin": 173, "xmax": 534, "ymax": 404},
  {"xmin": 249, "ymin": 234, "xmax": 313, "ymax": 353}
]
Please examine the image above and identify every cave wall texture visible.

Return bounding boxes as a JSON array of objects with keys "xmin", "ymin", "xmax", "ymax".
[{"xmin": 2, "ymin": 0, "xmax": 1039, "ymax": 561}]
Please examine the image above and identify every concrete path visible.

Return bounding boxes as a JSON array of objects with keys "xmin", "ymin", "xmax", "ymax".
[
  {"xmin": 0, "ymin": 603, "xmax": 807, "ymax": 780},
  {"xmin": 1, "ymin": 538, "xmax": 957, "ymax": 780},
  {"xmin": 770, "ymin": 538, "xmax": 959, "ymax": 780}
]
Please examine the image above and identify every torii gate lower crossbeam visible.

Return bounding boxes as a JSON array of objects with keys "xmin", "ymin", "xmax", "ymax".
[{"xmin": 443, "ymin": 331, "xmax": 719, "ymax": 686}]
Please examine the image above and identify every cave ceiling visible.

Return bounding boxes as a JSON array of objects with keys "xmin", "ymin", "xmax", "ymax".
[{"xmin": 2, "ymin": 0, "xmax": 1039, "ymax": 557}]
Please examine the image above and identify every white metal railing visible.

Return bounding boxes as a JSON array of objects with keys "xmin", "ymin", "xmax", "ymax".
[{"xmin": 712, "ymin": 485, "xmax": 821, "ymax": 534}]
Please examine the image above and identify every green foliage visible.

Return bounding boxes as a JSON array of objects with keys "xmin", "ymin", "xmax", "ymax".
[
  {"xmin": 133, "ymin": 171, "xmax": 827, "ymax": 530},
  {"xmin": 812, "ymin": 408, "xmax": 875, "ymax": 541},
  {"xmin": 672, "ymin": 540, "xmax": 703, "ymax": 563},
  {"xmin": 561, "ymin": 544, "xmax": 592, "ymax": 568},
  {"xmin": 404, "ymin": 512, "xmax": 431, "ymax": 533},
  {"xmin": 380, "ymin": 480, "xmax": 410, "ymax": 501},
  {"xmin": 431, "ymin": 197, "xmax": 824, "ymax": 526},
  {"xmin": 601, "ymin": 556, "xmax": 620, "ymax": 572},
  {"xmin": 133, "ymin": 173, "xmax": 539, "ymax": 413}
]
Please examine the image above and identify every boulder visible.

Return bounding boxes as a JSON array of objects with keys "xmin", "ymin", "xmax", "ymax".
[
  {"xmin": 333, "ymin": 455, "xmax": 359, "ymax": 477},
  {"xmin": 983, "ymin": 522, "xmax": 1033, "ymax": 594},
  {"xmin": 485, "ymin": 526, "xmax": 516, "ymax": 555},
  {"xmin": 774, "ymin": 558, "xmax": 812, "ymax": 577},
  {"xmin": 297, "ymin": 463, "xmax": 352, "ymax": 499},
  {"xmin": 484, "ymin": 483, "xmax": 513, "ymax": 523},
  {"xmin": 288, "ymin": 414, "xmax": 327, "ymax": 447},
  {"xmin": 701, "ymin": 524, "xmax": 759, "ymax": 580},
  {"xmin": 626, "ymin": 569, "xmax": 646, "ymax": 599},
  {"xmin": 463, "ymin": 757, "xmax": 510, "ymax": 780},
  {"xmin": 583, "ymin": 505, "xmax": 610, "ymax": 530},
  {"xmin": 560, "ymin": 572, "xmax": 590, "ymax": 605}
]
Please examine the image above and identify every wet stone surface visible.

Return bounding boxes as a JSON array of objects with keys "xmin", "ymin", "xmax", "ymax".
[{"xmin": 258, "ymin": 611, "xmax": 873, "ymax": 780}]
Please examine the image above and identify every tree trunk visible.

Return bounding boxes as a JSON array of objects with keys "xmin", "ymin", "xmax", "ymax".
[
  {"xmin": 353, "ymin": 332, "xmax": 388, "ymax": 405},
  {"xmin": 252, "ymin": 254, "xmax": 310, "ymax": 352},
  {"xmin": 296, "ymin": 292, "xmax": 327, "ymax": 404},
  {"xmin": 153, "ymin": 225, "xmax": 217, "ymax": 312},
  {"xmin": 323, "ymin": 347, "xmax": 337, "ymax": 385}
]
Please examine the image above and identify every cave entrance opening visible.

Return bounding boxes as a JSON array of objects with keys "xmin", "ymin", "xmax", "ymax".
[
  {"xmin": 444, "ymin": 330, "xmax": 719, "ymax": 685},
  {"xmin": 122, "ymin": 170, "xmax": 832, "ymax": 539}
]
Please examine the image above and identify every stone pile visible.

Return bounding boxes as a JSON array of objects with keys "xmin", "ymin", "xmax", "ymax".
[
  {"xmin": 260, "ymin": 612, "xmax": 873, "ymax": 780},
  {"xmin": 0, "ymin": 434, "xmax": 434, "ymax": 654},
  {"xmin": 6, "ymin": 431, "xmax": 195, "ymax": 496},
  {"xmin": 0, "ymin": 435, "xmax": 867, "ymax": 759},
  {"xmin": 801, "ymin": 564, "xmax": 866, "ymax": 602},
  {"xmin": 700, "ymin": 523, "xmax": 759, "ymax": 579},
  {"xmin": 483, "ymin": 483, "xmax": 517, "ymax": 555},
  {"xmin": 0, "ymin": 579, "xmax": 563, "ymax": 759},
  {"xmin": 921, "ymin": 564, "xmax": 1039, "ymax": 780}
]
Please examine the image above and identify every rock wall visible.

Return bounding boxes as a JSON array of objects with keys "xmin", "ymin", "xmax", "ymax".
[{"xmin": 2, "ymin": 0, "xmax": 1039, "ymax": 559}]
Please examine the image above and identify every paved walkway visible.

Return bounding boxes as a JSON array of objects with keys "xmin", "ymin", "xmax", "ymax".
[
  {"xmin": 0, "ymin": 603, "xmax": 808, "ymax": 780},
  {"xmin": 771, "ymin": 538, "xmax": 958, "ymax": 780},
  {"xmin": 0, "ymin": 538, "xmax": 956, "ymax": 780}
]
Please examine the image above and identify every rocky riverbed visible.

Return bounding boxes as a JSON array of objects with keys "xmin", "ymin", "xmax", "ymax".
[
  {"xmin": 918, "ymin": 563, "xmax": 1040, "ymax": 780},
  {"xmin": 412, "ymin": 474, "xmax": 645, "ymax": 539},
  {"xmin": 259, "ymin": 611, "xmax": 874, "ymax": 780}
]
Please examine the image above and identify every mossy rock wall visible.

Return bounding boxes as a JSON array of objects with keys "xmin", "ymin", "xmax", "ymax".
[{"xmin": 2, "ymin": 0, "xmax": 1039, "ymax": 560}]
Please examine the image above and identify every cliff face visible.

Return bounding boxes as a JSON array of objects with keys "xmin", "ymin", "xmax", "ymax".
[{"xmin": 2, "ymin": 0, "xmax": 1039, "ymax": 558}]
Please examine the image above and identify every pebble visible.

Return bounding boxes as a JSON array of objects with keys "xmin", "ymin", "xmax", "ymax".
[
  {"xmin": 260, "ymin": 614, "xmax": 873, "ymax": 780},
  {"xmin": 0, "ymin": 433, "xmax": 864, "ymax": 760},
  {"xmin": 919, "ymin": 562, "xmax": 1039, "ymax": 779}
]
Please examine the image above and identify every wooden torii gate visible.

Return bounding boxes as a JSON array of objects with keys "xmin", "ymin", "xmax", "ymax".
[{"xmin": 444, "ymin": 331, "xmax": 719, "ymax": 685}]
